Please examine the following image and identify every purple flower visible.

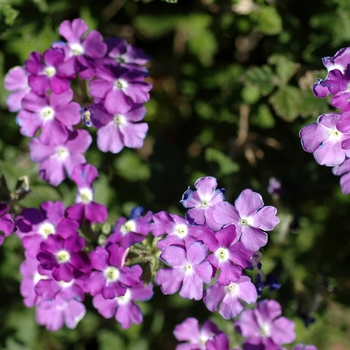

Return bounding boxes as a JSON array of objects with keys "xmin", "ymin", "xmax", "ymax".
[
  {"xmin": 213, "ymin": 189, "xmax": 279, "ymax": 252},
  {"xmin": 155, "ymin": 241, "xmax": 213, "ymax": 300},
  {"xmin": 89, "ymin": 65, "xmax": 152, "ymax": 114},
  {"xmin": 203, "ymin": 276, "xmax": 257, "ymax": 319},
  {"xmin": 66, "ymin": 164, "xmax": 108, "ymax": 224},
  {"xmin": 268, "ymin": 177, "xmax": 284, "ymax": 197},
  {"xmin": 29, "ymin": 129, "xmax": 92, "ymax": 186},
  {"xmin": 202, "ymin": 224, "xmax": 253, "ymax": 285},
  {"xmin": 106, "ymin": 206, "xmax": 152, "ymax": 247},
  {"xmin": 56, "ymin": 18, "xmax": 107, "ymax": 79},
  {"xmin": 332, "ymin": 158, "xmax": 350, "ymax": 194},
  {"xmin": 0, "ymin": 203, "xmax": 15, "ymax": 245},
  {"xmin": 36, "ymin": 294, "xmax": 86, "ymax": 331},
  {"xmin": 104, "ymin": 37, "xmax": 150, "ymax": 72},
  {"xmin": 16, "ymin": 201, "xmax": 79, "ymax": 257},
  {"xmin": 235, "ymin": 299, "xmax": 296, "ymax": 350},
  {"xmin": 92, "ymin": 281, "xmax": 153, "ymax": 329},
  {"xmin": 87, "ymin": 244, "xmax": 142, "ymax": 299},
  {"xmin": 299, "ymin": 113, "xmax": 350, "ymax": 166},
  {"xmin": 4, "ymin": 66, "xmax": 30, "ymax": 112},
  {"xmin": 25, "ymin": 48, "xmax": 74, "ymax": 95},
  {"xmin": 37, "ymin": 232, "xmax": 91, "ymax": 282},
  {"xmin": 181, "ymin": 176, "xmax": 225, "ymax": 230},
  {"xmin": 151, "ymin": 211, "xmax": 206, "ymax": 250},
  {"xmin": 17, "ymin": 89, "xmax": 80, "ymax": 145},
  {"xmin": 88, "ymin": 102, "xmax": 148, "ymax": 154},
  {"xmin": 173, "ymin": 317, "xmax": 225, "ymax": 350}
]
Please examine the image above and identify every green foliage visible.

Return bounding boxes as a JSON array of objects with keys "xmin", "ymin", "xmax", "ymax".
[{"xmin": 0, "ymin": 0, "xmax": 19, "ymax": 25}]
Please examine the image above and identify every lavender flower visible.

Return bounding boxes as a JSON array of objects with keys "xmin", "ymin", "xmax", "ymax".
[
  {"xmin": 155, "ymin": 241, "xmax": 213, "ymax": 300},
  {"xmin": 235, "ymin": 299, "xmax": 296, "ymax": 349},
  {"xmin": 181, "ymin": 176, "xmax": 225, "ymax": 230}
]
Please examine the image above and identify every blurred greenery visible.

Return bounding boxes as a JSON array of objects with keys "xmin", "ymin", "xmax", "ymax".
[{"xmin": 0, "ymin": 0, "xmax": 350, "ymax": 349}]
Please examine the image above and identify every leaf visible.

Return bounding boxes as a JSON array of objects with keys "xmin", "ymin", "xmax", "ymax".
[
  {"xmin": 114, "ymin": 150, "xmax": 150, "ymax": 181},
  {"xmin": 255, "ymin": 6, "xmax": 282, "ymax": 35},
  {"xmin": 244, "ymin": 65, "xmax": 276, "ymax": 96},
  {"xmin": 251, "ymin": 104, "xmax": 275, "ymax": 129},
  {"xmin": 0, "ymin": 0, "xmax": 19, "ymax": 26},
  {"xmin": 268, "ymin": 54, "xmax": 299, "ymax": 87},
  {"xmin": 133, "ymin": 15, "xmax": 178, "ymax": 39},
  {"xmin": 205, "ymin": 148, "xmax": 239, "ymax": 176},
  {"xmin": 269, "ymin": 86, "xmax": 303, "ymax": 121}
]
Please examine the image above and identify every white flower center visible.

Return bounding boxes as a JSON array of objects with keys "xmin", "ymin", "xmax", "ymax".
[
  {"xmin": 38, "ymin": 222, "xmax": 56, "ymax": 238},
  {"xmin": 329, "ymin": 128, "xmax": 341, "ymax": 140},
  {"xmin": 55, "ymin": 146, "xmax": 69, "ymax": 161},
  {"xmin": 113, "ymin": 114, "xmax": 127, "ymax": 126},
  {"xmin": 239, "ymin": 217, "xmax": 253, "ymax": 227},
  {"xmin": 104, "ymin": 266, "xmax": 120, "ymax": 282},
  {"xmin": 78, "ymin": 188, "xmax": 93, "ymax": 204},
  {"xmin": 215, "ymin": 247, "xmax": 229, "ymax": 262},
  {"xmin": 70, "ymin": 43, "xmax": 85, "ymax": 56},
  {"xmin": 120, "ymin": 220, "xmax": 136, "ymax": 235},
  {"xmin": 183, "ymin": 263, "xmax": 193, "ymax": 274},
  {"xmin": 33, "ymin": 271, "xmax": 48, "ymax": 285},
  {"xmin": 259, "ymin": 323, "xmax": 271, "ymax": 338},
  {"xmin": 173, "ymin": 224, "xmax": 188, "ymax": 238},
  {"xmin": 44, "ymin": 66, "xmax": 56, "ymax": 78},
  {"xmin": 226, "ymin": 282, "xmax": 239, "ymax": 296},
  {"xmin": 59, "ymin": 280, "xmax": 74, "ymax": 288},
  {"xmin": 56, "ymin": 250, "xmax": 70, "ymax": 263},
  {"xmin": 40, "ymin": 106, "xmax": 55, "ymax": 121},
  {"xmin": 116, "ymin": 289, "xmax": 131, "ymax": 305},
  {"xmin": 114, "ymin": 79, "xmax": 128, "ymax": 90}
]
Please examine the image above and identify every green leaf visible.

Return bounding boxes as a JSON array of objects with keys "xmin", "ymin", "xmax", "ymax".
[
  {"xmin": 205, "ymin": 148, "xmax": 239, "ymax": 176},
  {"xmin": 268, "ymin": 54, "xmax": 299, "ymax": 87},
  {"xmin": 0, "ymin": 1, "xmax": 19, "ymax": 25},
  {"xmin": 269, "ymin": 85, "xmax": 303, "ymax": 121},
  {"xmin": 244, "ymin": 65, "xmax": 276, "ymax": 96},
  {"xmin": 255, "ymin": 6, "xmax": 282, "ymax": 35},
  {"xmin": 251, "ymin": 104, "xmax": 275, "ymax": 128},
  {"xmin": 241, "ymin": 85, "xmax": 261, "ymax": 104},
  {"xmin": 133, "ymin": 15, "xmax": 178, "ymax": 39},
  {"xmin": 114, "ymin": 150, "xmax": 150, "ymax": 181}
]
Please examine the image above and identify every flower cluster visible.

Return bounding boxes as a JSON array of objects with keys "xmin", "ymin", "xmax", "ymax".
[
  {"xmin": 300, "ymin": 46, "xmax": 350, "ymax": 194},
  {"xmin": 5, "ymin": 18, "xmax": 151, "ymax": 187},
  {"xmin": 151, "ymin": 176, "xmax": 280, "ymax": 319},
  {"xmin": 16, "ymin": 199, "xmax": 153, "ymax": 330}
]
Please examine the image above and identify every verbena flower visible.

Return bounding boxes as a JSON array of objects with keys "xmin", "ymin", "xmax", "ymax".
[
  {"xmin": 173, "ymin": 317, "xmax": 227, "ymax": 350},
  {"xmin": 0, "ymin": 203, "xmax": 15, "ymax": 245},
  {"xmin": 155, "ymin": 241, "xmax": 212, "ymax": 300},
  {"xmin": 213, "ymin": 189, "xmax": 279, "ymax": 252},
  {"xmin": 181, "ymin": 176, "xmax": 225, "ymax": 229},
  {"xmin": 235, "ymin": 299, "xmax": 296, "ymax": 350}
]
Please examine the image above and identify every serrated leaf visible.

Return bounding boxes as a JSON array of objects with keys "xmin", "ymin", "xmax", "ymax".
[
  {"xmin": 268, "ymin": 54, "xmax": 299, "ymax": 87},
  {"xmin": 269, "ymin": 86, "xmax": 303, "ymax": 121},
  {"xmin": 255, "ymin": 6, "xmax": 282, "ymax": 35},
  {"xmin": 205, "ymin": 148, "xmax": 239, "ymax": 176},
  {"xmin": 244, "ymin": 65, "xmax": 276, "ymax": 96}
]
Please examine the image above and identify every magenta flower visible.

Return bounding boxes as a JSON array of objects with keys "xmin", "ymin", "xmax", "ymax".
[
  {"xmin": 16, "ymin": 201, "xmax": 79, "ymax": 257},
  {"xmin": 87, "ymin": 244, "xmax": 142, "ymax": 299},
  {"xmin": 89, "ymin": 65, "xmax": 152, "ymax": 114},
  {"xmin": 213, "ymin": 189, "xmax": 279, "ymax": 252},
  {"xmin": 300, "ymin": 113, "xmax": 350, "ymax": 166},
  {"xmin": 17, "ymin": 89, "xmax": 80, "ymax": 145},
  {"xmin": 181, "ymin": 176, "xmax": 225, "ymax": 229},
  {"xmin": 36, "ymin": 294, "xmax": 86, "ymax": 331},
  {"xmin": 155, "ymin": 241, "xmax": 213, "ymax": 300},
  {"xmin": 106, "ymin": 206, "xmax": 152, "ymax": 247},
  {"xmin": 293, "ymin": 344, "xmax": 317, "ymax": 350},
  {"xmin": 56, "ymin": 18, "xmax": 107, "ymax": 79},
  {"xmin": 0, "ymin": 203, "xmax": 15, "ymax": 245},
  {"xmin": 66, "ymin": 164, "xmax": 108, "ymax": 224},
  {"xmin": 25, "ymin": 48, "xmax": 74, "ymax": 95},
  {"xmin": 235, "ymin": 299, "xmax": 296, "ymax": 350},
  {"xmin": 29, "ymin": 129, "xmax": 92, "ymax": 186},
  {"xmin": 201, "ymin": 224, "xmax": 253, "ymax": 285},
  {"xmin": 104, "ymin": 37, "xmax": 150, "ymax": 72},
  {"xmin": 173, "ymin": 317, "xmax": 226, "ymax": 350},
  {"xmin": 37, "ymin": 232, "xmax": 91, "ymax": 282},
  {"xmin": 92, "ymin": 282, "xmax": 153, "ymax": 329},
  {"xmin": 203, "ymin": 275, "xmax": 257, "ymax": 319},
  {"xmin": 88, "ymin": 102, "xmax": 148, "ymax": 154},
  {"xmin": 4, "ymin": 66, "xmax": 30, "ymax": 112}
]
